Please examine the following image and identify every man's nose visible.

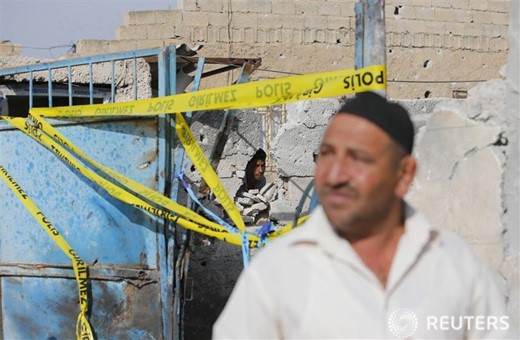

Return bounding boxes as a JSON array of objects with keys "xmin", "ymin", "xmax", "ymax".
[{"xmin": 326, "ymin": 158, "xmax": 351, "ymax": 185}]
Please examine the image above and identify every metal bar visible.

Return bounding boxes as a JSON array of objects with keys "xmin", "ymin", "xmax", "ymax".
[
  {"xmin": 356, "ymin": 0, "xmax": 387, "ymax": 97},
  {"xmin": 207, "ymin": 62, "xmax": 254, "ymax": 171},
  {"xmin": 111, "ymin": 60, "xmax": 116, "ymax": 103},
  {"xmin": 0, "ymin": 48, "xmax": 163, "ymax": 76},
  {"xmin": 68, "ymin": 65, "xmax": 73, "ymax": 106},
  {"xmin": 29, "ymin": 71, "xmax": 33, "ymax": 109},
  {"xmin": 133, "ymin": 56, "xmax": 138, "ymax": 100},
  {"xmin": 47, "ymin": 68, "xmax": 53, "ymax": 107},
  {"xmin": 89, "ymin": 62, "xmax": 94, "ymax": 105},
  {"xmin": 354, "ymin": 1, "xmax": 365, "ymax": 70}
]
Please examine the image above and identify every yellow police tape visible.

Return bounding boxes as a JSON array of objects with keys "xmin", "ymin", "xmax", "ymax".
[
  {"xmin": 31, "ymin": 65, "xmax": 386, "ymax": 117},
  {"xmin": 0, "ymin": 64, "xmax": 385, "ymax": 338},
  {"xmin": 1, "ymin": 115, "xmax": 261, "ymax": 247},
  {"xmin": 0, "ymin": 164, "xmax": 94, "ymax": 340},
  {"xmin": 175, "ymin": 112, "xmax": 245, "ymax": 232}
]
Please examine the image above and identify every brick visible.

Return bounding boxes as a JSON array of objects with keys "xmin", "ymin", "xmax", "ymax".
[
  {"xmin": 244, "ymin": 27, "xmax": 256, "ymax": 43},
  {"xmin": 454, "ymin": 9, "xmax": 472, "ymax": 23},
  {"xmin": 482, "ymin": 24, "xmax": 501, "ymax": 37},
  {"xmin": 402, "ymin": 33, "xmax": 412, "ymax": 47},
  {"xmin": 197, "ymin": 0, "xmax": 224, "ymax": 12},
  {"xmin": 462, "ymin": 36, "xmax": 473, "ymax": 49},
  {"xmin": 272, "ymin": 2, "xmax": 296, "ymax": 15},
  {"xmin": 415, "ymin": 7, "xmax": 435, "ymax": 20},
  {"xmin": 434, "ymin": 8, "xmax": 456, "ymax": 22},
  {"xmin": 267, "ymin": 28, "xmax": 281, "ymax": 43},
  {"xmin": 304, "ymin": 15, "xmax": 328, "ymax": 29},
  {"xmin": 337, "ymin": 27, "xmax": 351, "ymax": 45},
  {"xmin": 147, "ymin": 23, "xmax": 176, "ymax": 39},
  {"xmin": 499, "ymin": 24, "xmax": 509, "ymax": 37},
  {"xmin": 258, "ymin": 29, "xmax": 269, "ymax": 43},
  {"xmin": 393, "ymin": 5, "xmax": 416, "ymax": 20},
  {"xmin": 424, "ymin": 21, "xmax": 448, "ymax": 35},
  {"xmin": 208, "ymin": 12, "xmax": 229, "ymax": 27},
  {"xmin": 178, "ymin": 0, "xmax": 197, "ymax": 11},
  {"xmin": 280, "ymin": 28, "xmax": 292, "ymax": 43},
  {"xmin": 469, "ymin": 0, "xmax": 487, "ymax": 10},
  {"xmin": 488, "ymin": 0, "xmax": 510, "ymax": 13},
  {"xmin": 231, "ymin": 28, "xmax": 244, "ymax": 43},
  {"xmin": 108, "ymin": 40, "xmax": 137, "ymax": 54},
  {"xmin": 258, "ymin": 14, "xmax": 283, "ymax": 29},
  {"xmin": 303, "ymin": 29, "xmax": 316, "ymax": 43},
  {"xmin": 326, "ymin": 30, "xmax": 338, "ymax": 44},
  {"xmin": 117, "ymin": 25, "xmax": 147, "ymax": 40},
  {"xmin": 412, "ymin": 33, "xmax": 424, "ymax": 47},
  {"xmin": 292, "ymin": 29, "xmax": 303, "ymax": 44},
  {"xmin": 339, "ymin": 1, "xmax": 356, "ymax": 17},
  {"xmin": 422, "ymin": 34, "xmax": 435, "ymax": 47},
  {"xmin": 124, "ymin": 11, "xmax": 156, "ymax": 26},
  {"xmin": 182, "ymin": 11, "xmax": 210, "ymax": 26},
  {"xmin": 446, "ymin": 22, "xmax": 465, "ymax": 35},
  {"xmin": 387, "ymin": 19, "xmax": 416, "ymax": 33},
  {"xmin": 218, "ymin": 27, "xmax": 230, "ymax": 42},
  {"xmin": 433, "ymin": 0, "xmax": 453, "ymax": 8},
  {"xmin": 295, "ymin": 2, "xmax": 321, "ymax": 15},
  {"xmin": 319, "ymin": 2, "xmax": 342, "ymax": 16},
  {"xmin": 433, "ymin": 34, "xmax": 443, "ymax": 47},
  {"xmin": 471, "ymin": 10, "xmax": 492, "ymax": 24},
  {"xmin": 231, "ymin": 1, "xmax": 249, "ymax": 13},
  {"xmin": 481, "ymin": 36, "xmax": 491, "ymax": 50},
  {"xmin": 463, "ymin": 23, "xmax": 483, "ymax": 36},
  {"xmin": 207, "ymin": 26, "xmax": 219, "ymax": 41},
  {"xmin": 249, "ymin": 1, "xmax": 272, "ymax": 13},
  {"xmin": 155, "ymin": 10, "xmax": 183, "ymax": 24},
  {"xmin": 490, "ymin": 12, "xmax": 509, "ymax": 25},
  {"xmin": 282, "ymin": 15, "xmax": 305, "ymax": 29},
  {"xmin": 328, "ymin": 16, "xmax": 350, "ymax": 30},
  {"xmin": 411, "ymin": 0, "xmax": 433, "ymax": 6},
  {"xmin": 315, "ymin": 29, "xmax": 326, "ymax": 43},
  {"xmin": 232, "ymin": 13, "xmax": 258, "ymax": 28},
  {"xmin": 193, "ymin": 27, "xmax": 208, "ymax": 42},
  {"xmin": 175, "ymin": 26, "xmax": 193, "ymax": 40},
  {"xmin": 449, "ymin": 0, "xmax": 470, "ymax": 9},
  {"xmin": 452, "ymin": 35, "xmax": 463, "ymax": 49}
]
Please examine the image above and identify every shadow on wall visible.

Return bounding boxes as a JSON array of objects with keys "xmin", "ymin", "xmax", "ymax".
[{"xmin": 183, "ymin": 234, "xmax": 243, "ymax": 339}]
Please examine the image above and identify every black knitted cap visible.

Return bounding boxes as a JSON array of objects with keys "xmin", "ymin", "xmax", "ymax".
[{"xmin": 338, "ymin": 92, "xmax": 414, "ymax": 154}]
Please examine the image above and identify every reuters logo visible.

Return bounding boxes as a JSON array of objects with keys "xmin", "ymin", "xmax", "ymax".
[{"xmin": 388, "ymin": 308, "xmax": 418, "ymax": 338}]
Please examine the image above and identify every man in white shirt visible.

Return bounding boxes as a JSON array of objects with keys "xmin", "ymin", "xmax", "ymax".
[{"xmin": 213, "ymin": 92, "xmax": 516, "ymax": 339}]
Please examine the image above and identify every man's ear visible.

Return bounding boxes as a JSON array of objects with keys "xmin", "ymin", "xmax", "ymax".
[{"xmin": 395, "ymin": 155, "xmax": 416, "ymax": 198}]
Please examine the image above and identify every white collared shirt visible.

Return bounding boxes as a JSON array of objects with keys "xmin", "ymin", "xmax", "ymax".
[{"xmin": 213, "ymin": 204, "xmax": 516, "ymax": 339}]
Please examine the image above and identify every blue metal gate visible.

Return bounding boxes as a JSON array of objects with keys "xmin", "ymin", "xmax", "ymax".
[{"xmin": 0, "ymin": 47, "xmax": 177, "ymax": 339}]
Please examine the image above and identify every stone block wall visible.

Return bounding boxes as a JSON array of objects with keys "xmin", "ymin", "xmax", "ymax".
[
  {"xmin": 73, "ymin": 0, "xmax": 510, "ymax": 99},
  {"xmin": 0, "ymin": 41, "xmax": 22, "ymax": 57}
]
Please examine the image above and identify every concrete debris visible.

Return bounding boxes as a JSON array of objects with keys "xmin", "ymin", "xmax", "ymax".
[
  {"xmin": 235, "ymin": 185, "xmax": 278, "ymax": 226},
  {"xmin": 259, "ymin": 182, "xmax": 275, "ymax": 196},
  {"xmin": 268, "ymin": 200, "xmax": 294, "ymax": 223},
  {"xmin": 243, "ymin": 207, "xmax": 259, "ymax": 216},
  {"xmin": 242, "ymin": 192, "xmax": 257, "ymax": 200},
  {"xmin": 251, "ymin": 202, "xmax": 268, "ymax": 211},
  {"xmin": 237, "ymin": 197, "xmax": 254, "ymax": 206}
]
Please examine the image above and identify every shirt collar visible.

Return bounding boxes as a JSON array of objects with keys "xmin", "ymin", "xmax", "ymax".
[{"xmin": 287, "ymin": 203, "xmax": 439, "ymax": 285}]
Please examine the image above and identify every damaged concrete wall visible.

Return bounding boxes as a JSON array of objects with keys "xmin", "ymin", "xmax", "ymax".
[
  {"xmin": 0, "ymin": 41, "xmax": 22, "ymax": 57},
  {"xmin": 73, "ymin": 0, "xmax": 510, "ymax": 99},
  {"xmin": 0, "ymin": 56, "xmax": 153, "ymax": 102}
]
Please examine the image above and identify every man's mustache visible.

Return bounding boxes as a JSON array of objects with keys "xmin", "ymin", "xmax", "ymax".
[{"xmin": 323, "ymin": 183, "xmax": 359, "ymax": 199}]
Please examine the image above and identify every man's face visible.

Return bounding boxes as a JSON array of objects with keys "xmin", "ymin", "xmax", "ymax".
[
  {"xmin": 252, "ymin": 159, "xmax": 266, "ymax": 181},
  {"xmin": 314, "ymin": 114, "xmax": 406, "ymax": 237}
]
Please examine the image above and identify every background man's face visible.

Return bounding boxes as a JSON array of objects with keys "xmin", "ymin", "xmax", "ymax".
[
  {"xmin": 314, "ymin": 114, "xmax": 402, "ymax": 236},
  {"xmin": 252, "ymin": 159, "xmax": 266, "ymax": 181}
]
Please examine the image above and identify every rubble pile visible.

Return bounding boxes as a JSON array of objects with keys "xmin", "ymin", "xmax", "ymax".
[{"xmin": 235, "ymin": 182, "xmax": 277, "ymax": 225}]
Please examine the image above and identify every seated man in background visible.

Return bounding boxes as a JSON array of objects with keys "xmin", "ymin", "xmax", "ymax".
[{"xmin": 235, "ymin": 148, "xmax": 267, "ymax": 199}]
